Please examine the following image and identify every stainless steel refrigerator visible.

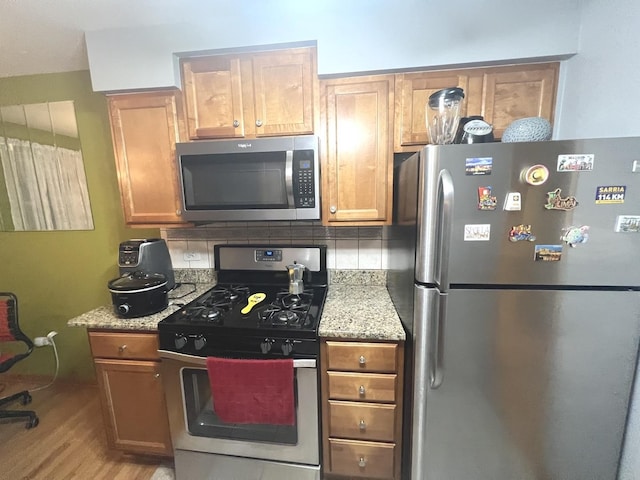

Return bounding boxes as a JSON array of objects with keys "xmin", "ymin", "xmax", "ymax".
[{"xmin": 385, "ymin": 137, "xmax": 640, "ymax": 480}]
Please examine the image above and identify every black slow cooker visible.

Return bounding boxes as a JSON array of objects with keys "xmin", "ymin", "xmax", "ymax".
[{"xmin": 108, "ymin": 271, "xmax": 169, "ymax": 318}]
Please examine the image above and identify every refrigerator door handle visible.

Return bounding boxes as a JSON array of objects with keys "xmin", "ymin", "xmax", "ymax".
[
  {"xmin": 436, "ymin": 169, "xmax": 454, "ymax": 291},
  {"xmin": 429, "ymin": 293, "xmax": 446, "ymax": 388}
]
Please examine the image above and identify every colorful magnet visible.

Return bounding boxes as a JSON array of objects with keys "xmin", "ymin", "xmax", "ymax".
[
  {"xmin": 464, "ymin": 224, "xmax": 491, "ymax": 241},
  {"xmin": 544, "ymin": 188, "xmax": 579, "ymax": 211},
  {"xmin": 561, "ymin": 225, "xmax": 590, "ymax": 247},
  {"xmin": 614, "ymin": 215, "xmax": 640, "ymax": 233},
  {"xmin": 465, "ymin": 157, "xmax": 493, "ymax": 176},
  {"xmin": 557, "ymin": 154, "xmax": 594, "ymax": 172},
  {"xmin": 504, "ymin": 192, "xmax": 522, "ymax": 211},
  {"xmin": 534, "ymin": 245, "xmax": 563, "ymax": 262},
  {"xmin": 509, "ymin": 224, "xmax": 537, "ymax": 243},
  {"xmin": 595, "ymin": 185, "xmax": 626, "ymax": 204},
  {"xmin": 478, "ymin": 187, "xmax": 497, "ymax": 210},
  {"xmin": 524, "ymin": 164, "xmax": 549, "ymax": 185}
]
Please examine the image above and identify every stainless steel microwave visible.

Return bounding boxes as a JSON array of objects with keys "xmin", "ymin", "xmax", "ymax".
[{"xmin": 175, "ymin": 135, "xmax": 320, "ymax": 222}]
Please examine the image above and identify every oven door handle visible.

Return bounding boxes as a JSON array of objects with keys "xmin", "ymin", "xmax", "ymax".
[{"xmin": 158, "ymin": 350, "xmax": 316, "ymax": 369}]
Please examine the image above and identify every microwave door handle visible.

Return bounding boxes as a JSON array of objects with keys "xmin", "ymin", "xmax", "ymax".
[
  {"xmin": 285, "ymin": 149, "xmax": 294, "ymax": 207},
  {"xmin": 158, "ymin": 350, "xmax": 316, "ymax": 369}
]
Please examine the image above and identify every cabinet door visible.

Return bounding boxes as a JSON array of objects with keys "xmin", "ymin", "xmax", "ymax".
[
  {"xmin": 481, "ymin": 63, "xmax": 559, "ymax": 139},
  {"xmin": 108, "ymin": 91, "xmax": 187, "ymax": 224},
  {"xmin": 182, "ymin": 56, "xmax": 245, "ymax": 139},
  {"xmin": 251, "ymin": 48, "xmax": 316, "ymax": 136},
  {"xmin": 394, "ymin": 71, "xmax": 471, "ymax": 150},
  {"xmin": 94, "ymin": 358, "xmax": 173, "ymax": 456},
  {"xmin": 321, "ymin": 75, "xmax": 394, "ymax": 225}
]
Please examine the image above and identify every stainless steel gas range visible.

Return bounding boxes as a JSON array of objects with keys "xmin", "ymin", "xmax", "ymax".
[{"xmin": 158, "ymin": 245, "xmax": 327, "ymax": 480}]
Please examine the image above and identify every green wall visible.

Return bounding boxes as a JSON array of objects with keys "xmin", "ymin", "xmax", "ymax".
[{"xmin": 0, "ymin": 71, "xmax": 158, "ymax": 380}]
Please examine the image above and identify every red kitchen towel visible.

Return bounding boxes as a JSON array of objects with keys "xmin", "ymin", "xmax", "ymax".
[{"xmin": 206, "ymin": 357, "xmax": 295, "ymax": 425}]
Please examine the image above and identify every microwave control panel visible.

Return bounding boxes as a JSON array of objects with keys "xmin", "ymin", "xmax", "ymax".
[{"xmin": 293, "ymin": 150, "xmax": 316, "ymax": 208}]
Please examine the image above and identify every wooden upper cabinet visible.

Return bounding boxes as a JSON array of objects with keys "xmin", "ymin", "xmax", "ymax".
[
  {"xmin": 108, "ymin": 91, "xmax": 187, "ymax": 225},
  {"xmin": 181, "ymin": 47, "xmax": 317, "ymax": 139},
  {"xmin": 394, "ymin": 62, "xmax": 559, "ymax": 150},
  {"xmin": 481, "ymin": 63, "xmax": 559, "ymax": 139},
  {"xmin": 182, "ymin": 56, "xmax": 245, "ymax": 139},
  {"xmin": 394, "ymin": 71, "xmax": 474, "ymax": 151},
  {"xmin": 321, "ymin": 75, "xmax": 394, "ymax": 226}
]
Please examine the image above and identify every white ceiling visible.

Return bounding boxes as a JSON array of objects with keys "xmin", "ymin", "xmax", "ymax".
[{"xmin": 0, "ymin": 0, "xmax": 255, "ymax": 78}]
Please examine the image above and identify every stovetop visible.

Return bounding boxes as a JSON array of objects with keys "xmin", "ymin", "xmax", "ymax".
[{"xmin": 158, "ymin": 244, "xmax": 327, "ymax": 359}]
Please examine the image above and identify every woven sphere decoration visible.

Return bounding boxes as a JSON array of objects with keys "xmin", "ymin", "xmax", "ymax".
[{"xmin": 502, "ymin": 117, "xmax": 552, "ymax": 143}]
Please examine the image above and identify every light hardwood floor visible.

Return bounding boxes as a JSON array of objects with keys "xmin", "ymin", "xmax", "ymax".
[{"xmin": 0, "ymin": 378, "xmax": 169, "ymax": 479}]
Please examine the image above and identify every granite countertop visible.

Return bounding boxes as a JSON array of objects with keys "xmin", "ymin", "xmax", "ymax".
[
  {"xmin": 66, "ymin": 283, "xmax": 213, "ymax": 331},
  {"xmin": 318, "ymin": 284, "xmax": 405, "ymax": 341},
  {"xmin": 67, "ymin": 270, "xmax": 405, "ymax": 341}
]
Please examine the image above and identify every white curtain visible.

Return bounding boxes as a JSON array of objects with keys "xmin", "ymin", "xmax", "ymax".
[{"xmin": 0, "ymin": 136, "xmax": 94, "ymax": 230}]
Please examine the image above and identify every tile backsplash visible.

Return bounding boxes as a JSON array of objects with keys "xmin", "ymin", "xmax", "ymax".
[{"xmin": 161, "ymin": 221, "xmax": 391, "ymax": 270}]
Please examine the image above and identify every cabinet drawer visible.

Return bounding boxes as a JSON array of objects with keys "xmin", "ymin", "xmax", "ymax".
[
  {"xmin": 329, "ymin": 400, "xmax": 396, "ymax": 442},
  {"xmin": 329, "ymin": 438, "xmax": 395, "ymax": 479},
  {"xmin": 89, "ymin": 331, "xmax": 159, "ymax": 360},
  {"xmin": 328, "ymin": 372, "xmax": 397, "ymax": 402},
  {"xmin": 326, "ymin": 341, "xmax": 397, "ymax": 372}
]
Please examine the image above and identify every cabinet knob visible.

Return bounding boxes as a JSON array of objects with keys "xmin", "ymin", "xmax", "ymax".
[
  {"xmin": 176, "ymin": 209, "xmax": 182, "ymax": 215},
  {"xmin": 233, "ymin": 119, "xmax": 240, "ymax": 128},
  {"xmin": 359, "ymin": 385, "xmax": 366, "ymax": 396},
  {"xmin": 329, "ymin": 205, "xmax": 337, "ymax": 214},
  {"xmin": 359, "ymin": 355, "xmax": 366, "ymax": 365},
  {"xmin": 118, "ymin": 344, "xmax": 127, "ymax": 353},
  {"xmin": 255, "ymin": 119, "xmax": 263, "ymax": 127},
  {"xmin": 359, "ymin": 419, "xmax": 366, "ymax": 430},
  {"xmin": 358, "ymin": 457, "xmax": 367, "ymax": 468},
  {"xmin": 154, "ymin": 373, "xmax": 160, "ymax": 379}
]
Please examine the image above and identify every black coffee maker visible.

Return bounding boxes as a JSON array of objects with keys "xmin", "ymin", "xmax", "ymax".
[
  {"xmin": 454, "ymin": 115, "xmax": 495, "ymax": 144},
  {"xmin": 118, "ymin": 238, "xmax": 175, "ymax": 290}
]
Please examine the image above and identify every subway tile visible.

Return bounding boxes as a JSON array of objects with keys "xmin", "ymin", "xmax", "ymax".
[
  {"xmin": 334, "ymin": 227, "xmax": 359, "ymax": 239},
  {"xmin": 312, "ymin": 226, "xmax": 335, "ymax": 239},
  {"xmin": 358, "ymin": 239, "xmax": 382, "ymax": 269},
  {"xmin": 335, "ymin": 239, "xmax": 358, "ymax": 269},
  {"xmin": 358, "ymin": 227, "xmax": 383, "ymax": 239},
  {"xmin": 167, "ymin": 239, "xmax": 189, "ymax": 268},
  {"xmin": 381, "ymin": 239, "xmax": 390, "ymax": 269}
]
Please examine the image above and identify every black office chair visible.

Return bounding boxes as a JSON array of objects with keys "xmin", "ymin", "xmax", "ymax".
[{"xmin": 0, "ymin": 292, "xmax": 39, "ymax": 428}]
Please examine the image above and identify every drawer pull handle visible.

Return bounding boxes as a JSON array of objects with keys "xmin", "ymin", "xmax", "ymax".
[
  {"xmin": 118, "ymin": 344, "xmax": 127, "ymax": 353},
  {"xmin": 359, "ymin": 385, "xmax": 366, "ymax": 395},
  {"xmin": 359, "ymin": 419, "xmax": 366, "ymax": 430},
  {"xmin": 359, "ymin": 355, "xmax": 366, "ymax": 365},
  {"xmin": 359, "ymin": 457, "xmax": 367, "ymax": 468}
]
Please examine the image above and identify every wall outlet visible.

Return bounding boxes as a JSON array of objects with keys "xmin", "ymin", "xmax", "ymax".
[
  {"xmin": 183, "ymin": 252, "xmax": 202, "ymax": 261},
  {"xmin": 34, "ymin": 330, "xmax": 58, "ymax": 347}
]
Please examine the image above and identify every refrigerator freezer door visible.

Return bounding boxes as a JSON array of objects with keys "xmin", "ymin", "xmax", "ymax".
[
  {"xmin": 412, "ymin": 287, "xmax": 640, "ymax": 480},
  {"xmin": 414, "ymin": 138, "xmax": 640, "ymax": 287}
]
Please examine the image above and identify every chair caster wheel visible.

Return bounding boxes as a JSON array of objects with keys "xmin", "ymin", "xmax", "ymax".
[
  {"xmin": 21, "ymin": 393, "xmax": 32, "ymax": 405},
  {"xmin": 26, "ymin": 416, "xmax": 39, "ymax": 429}
]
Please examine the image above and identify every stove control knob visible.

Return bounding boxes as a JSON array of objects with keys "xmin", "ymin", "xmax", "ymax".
[
  {"xmin": 194, "ymin": 335, "xmax": 207, "ymax": 351},
  {"xmin": 260, "ymin": 338, "xmax": 274, "ymax": 354},
  {"xmin": 117, "ymin": 304, "xmax": 130, "ymax": 315},
  {"xmin": 174, "ymin": 334, "xmax": 187, "ymax": 350},
  {"xmin": 281, "ymin": 340, "xmax": 294, "ymax": 356}
]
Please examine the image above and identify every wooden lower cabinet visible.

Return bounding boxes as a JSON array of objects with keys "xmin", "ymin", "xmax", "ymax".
[
  {"xmin": 321, "ymin": 340, "xmax": 404, "ymax": 480},
  {"xmin": 88, "ymin": 330, "xmax": 172, "ymax": 456}
]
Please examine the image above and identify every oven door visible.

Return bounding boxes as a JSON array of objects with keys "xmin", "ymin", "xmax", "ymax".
[{"xmin": 159, "ymin": 350, "xmax": 320, "ymax": 466}]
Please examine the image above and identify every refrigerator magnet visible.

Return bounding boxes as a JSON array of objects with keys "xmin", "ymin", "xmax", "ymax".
[
  {"xmin": 595, "ymin": 185, "xmax": 626, "ymax": 204},
  {"xmin": 614, "ymin": 215, "xmax": 640, "ymax": 233},
  {"xmin": 509, "ymin": 224, "xmax": 536, "ymax": 242},
  {"xmin": 465, "ymin": 157, "xmax": 492, "ymax": 176},
  {"xmin": 504, "ymin": 192, "xmax": 522, "ymax": 211},
  {"xmin": 534, "ymin": 245, "xmax": 562, "ymax": 262},
  {"xmin": 561, "ymin": 225, "xmax": 590, "ymax": 247},
  {"xmin": 557, "ymin": 154, "xmax": 595, "ymax": 172},
  {"xmin": 478, "ymin": 187, "xmax": 497, "ymax": 210},
  {"xmin": 464, "ymin": 224, "xmax": 491, "ymax": 241},
  {"xmin": 523, "ymin": 164, "xmax": 549, "ymax": 185},
  {"xmin": 544, "ymin": 188, "xmax": 579, "ymax": 211}
]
